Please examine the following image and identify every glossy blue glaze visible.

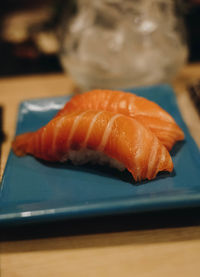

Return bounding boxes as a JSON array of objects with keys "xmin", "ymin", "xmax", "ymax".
[{"xmin": 0, "ymin": 84, "xmax": 200, "ymax": 225}]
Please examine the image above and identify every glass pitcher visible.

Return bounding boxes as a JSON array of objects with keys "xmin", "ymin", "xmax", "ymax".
[{"xmin": 59, "ymin": 0, "xmax": 188, "ymax": 90}]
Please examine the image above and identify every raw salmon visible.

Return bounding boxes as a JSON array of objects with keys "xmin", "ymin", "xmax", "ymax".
[
  {"xmin": 57, "ymin": 89, "xmax": 184, "ymax": 150},
  {"xmin": 12, "ymin": 111, "xmax": 173, "ymax": 181}
]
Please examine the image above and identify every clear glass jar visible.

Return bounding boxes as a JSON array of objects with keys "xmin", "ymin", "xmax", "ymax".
[{"xmin": 59, "ymin": 0, "xmax": 188, "ymax": 90}]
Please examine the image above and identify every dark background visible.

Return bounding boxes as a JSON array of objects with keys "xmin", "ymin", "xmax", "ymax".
[{"xmin": 0, "ymin": 0, "xmax": 199, "ymax": 78}]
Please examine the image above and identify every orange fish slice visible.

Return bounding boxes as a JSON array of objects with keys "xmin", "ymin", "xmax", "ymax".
[
  {"xmin": 12, "ymin": 111, "xmax": 173, "ymax": 182},
  {"xmin": 57, "ymin": 89, "xmax": 184, "ymax": 150}
]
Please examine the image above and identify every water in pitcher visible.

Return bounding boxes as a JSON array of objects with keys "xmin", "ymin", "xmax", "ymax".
[{"xmin": 59, "ymin": 0, "xmax": 188, "ymax": 90}]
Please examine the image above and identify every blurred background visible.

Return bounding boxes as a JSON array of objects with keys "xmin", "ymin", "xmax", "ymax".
[{"xmin": 0, "ymin": 0, "xmax": 199, "ymax": 87}]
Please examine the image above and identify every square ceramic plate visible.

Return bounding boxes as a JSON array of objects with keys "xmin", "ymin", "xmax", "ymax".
[{"xmin": 1, "ymin": 85, "xmax": 200, "ymax": 226}]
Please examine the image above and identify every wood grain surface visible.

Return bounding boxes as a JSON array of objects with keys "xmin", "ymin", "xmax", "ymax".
[
  {"xmin": 1, "ymin": 226, "xmax": 200, "ymax": 277},
  {"xmin": 0, "ymin": 64, "xmax": 200, "ymax": 277}
]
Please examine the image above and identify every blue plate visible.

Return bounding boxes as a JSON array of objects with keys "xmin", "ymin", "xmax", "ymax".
[{"xmin": 1, "ymin": 85, "xmax": 200, "ymax": 226}]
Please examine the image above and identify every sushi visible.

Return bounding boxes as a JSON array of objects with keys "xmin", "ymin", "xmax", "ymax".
[
  {"xmin": 12, "ymin": 110, "xmax": 173, "ymax": 182},
  {"xmin": 56, "ymin": 89, "xmax": 184, "ymax": 150}
]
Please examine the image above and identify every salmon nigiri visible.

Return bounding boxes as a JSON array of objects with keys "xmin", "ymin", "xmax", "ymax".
[
  {"xmin": 12, "ymin": 110, "xmax": 173, "ymax": 181},
  {"xmin": 56, "ymin": 89, "xmax": 184, "ymax": 150}
]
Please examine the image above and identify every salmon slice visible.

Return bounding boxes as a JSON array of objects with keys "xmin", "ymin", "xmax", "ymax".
[
  {"xmin": 12, "ymin": 111, "xmax": 173, "ymax": 181},
  {"xmin": 57, "ymin": 89, "xmax": 184, "ymax": 150}
]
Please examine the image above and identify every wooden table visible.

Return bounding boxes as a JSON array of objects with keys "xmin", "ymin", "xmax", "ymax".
[{"xmin": 0, "ymin": 64, "xmax": 200, "ymax": 276}]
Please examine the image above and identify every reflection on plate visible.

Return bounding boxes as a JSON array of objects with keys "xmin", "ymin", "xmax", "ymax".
[{"xmin": 0, "ymin": 85, "xmax": 200, "ymax": 225}]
